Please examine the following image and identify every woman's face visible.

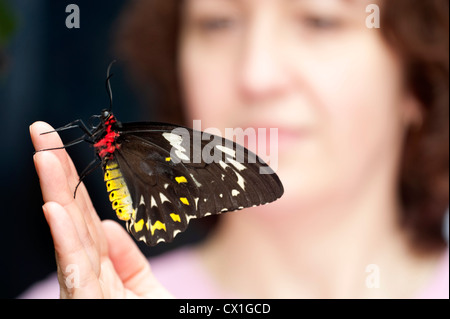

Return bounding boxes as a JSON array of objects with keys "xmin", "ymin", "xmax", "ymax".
[{"xmin": 179, "ymin": 0, "xmax": 419, "ymax": 211}]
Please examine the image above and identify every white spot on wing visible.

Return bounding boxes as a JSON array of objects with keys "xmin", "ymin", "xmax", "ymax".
[
  {"xmin": 219, "ymin": 160, "xmax": 228, "ymax": 170},
  {"xmin": 235, "ymin": 170, "xmax": 246, "ymax": 190},
  {"xmin": 220, "ymin": 160, "xmax": 245, "ymax": 190},
  {"xmin": 163, "ymin": 132, "xmax": 190, "ymax": 162},
  {"xmin": 231, "ymin": 189, "xmax": 240, "ymax": 196},
  {"xmin": 175, "ymin": 149, "xmax": 190, "ymax": 161},
  {"xmin": 139, "ymin": 195, "xmax": 145, "ymax": 206},
  {"xmin": 139, "ymin": 235, "xmax": 147, "ymax": 243},
  {"xmin": 173, "ymin": 229, "xmax": 181, "ymax": 238},
  {"xmin": 227, "ymin": 157, "xmax": 246, "ymax": 171},
  {"xmin": 216, "ymin": 145, "xmax": 236, "ymax": 157},
  {"xmin": 186, "ymin": 215, "xmax": 196, "ymax": 223},
  {"xmin": 160, "ymin": 193, "xmax": 170, "ymax": 203},
  {"xmin": 162, "ymin": 132, "xmax": 183, "ymax": 148},
  {"xmin": 190, "ymin": 173, "xmax": 202, "ymax": 187},
  {"xmin": 194, "ymin": 197, "xmax": 199, "ymax": 209},
  {"xmin": 150, "ymin": 196, "xmax": 157, "ymax": 208}
]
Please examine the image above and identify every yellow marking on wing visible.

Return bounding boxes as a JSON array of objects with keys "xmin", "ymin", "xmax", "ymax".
[
  {"xmin": 170, "ymin": 213, "xmax": 181, "ymax": 222},
  {"xmin": 104, "ymin": 169, "xmax": 122, "ymax": 181},
  {"xmin": 180, "ymin": 197, "xmax": 189, "ymax": 205},
  {"xmin": 134, "ymin": 219, "xmax": 145, "ymax": 232},
  {"xmin": 150, "ymin": 221, "xmax": 166, "ymax": 235},
  {"xmin": 175, "ymin": 176, "xmax": 188, "ymax": 184},
  {"xmin": 165, "ymin": 157, "xmax": 171, "ymax": 162}
]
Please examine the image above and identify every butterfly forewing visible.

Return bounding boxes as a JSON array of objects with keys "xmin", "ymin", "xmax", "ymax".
[{"xmin": 103, "ymin": 123, "xmax": 283, "ymax": 246}]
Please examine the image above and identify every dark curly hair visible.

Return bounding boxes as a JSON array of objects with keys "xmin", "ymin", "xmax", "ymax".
[{"xmin": 115, "ymin": 0, "xmax": 449, "ymax": 252}]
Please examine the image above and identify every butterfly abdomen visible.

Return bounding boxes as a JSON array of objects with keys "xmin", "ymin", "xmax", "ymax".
[{"xmin": 104, "ymin": 160, "xmax": 135, "ymax": 221}]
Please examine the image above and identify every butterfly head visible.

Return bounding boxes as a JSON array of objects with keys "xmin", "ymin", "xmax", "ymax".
[
  {"xmin": 101, "ymin": 109, "xmax": 112, "ymax": 121},
  {"xmin": 98, "ymin": 109, "xmax": 117, "ymax": 128}
]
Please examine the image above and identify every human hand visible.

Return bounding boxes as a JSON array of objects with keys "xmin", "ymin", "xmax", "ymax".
[{"xmin": 30, "ymin": 121, "xmax": 173, "ymax": 298}]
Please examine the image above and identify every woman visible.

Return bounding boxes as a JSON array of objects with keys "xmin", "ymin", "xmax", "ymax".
[{"xmin": 27, "ymin": 0, "xmax": 448, "ymax": 298}]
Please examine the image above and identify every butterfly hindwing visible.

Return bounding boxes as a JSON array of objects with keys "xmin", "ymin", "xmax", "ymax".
[
  {"xmin": 106, "ymin": 122, "xmax": 283, "ymax": 246},
  {"xmin": 112, "ymin": 137, "xmax": 197, "ymax": 245}
]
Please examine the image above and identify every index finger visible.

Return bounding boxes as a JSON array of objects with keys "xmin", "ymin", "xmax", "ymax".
[
  {"xmin": 31, "ymin": 121, "xmax": 108, "ymax": 259},
  {"xmin": 30, "ymin": 121, "xmax": 80, "ymax": 188},
  {"xmin": 30, "ymin": 121, "xmax": 100, "ymax": 234}
]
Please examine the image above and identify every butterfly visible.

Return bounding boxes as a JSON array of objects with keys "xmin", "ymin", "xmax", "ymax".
[{"xmin": 39, "ymin": 63, "xmax": 284, "ymax": 246}]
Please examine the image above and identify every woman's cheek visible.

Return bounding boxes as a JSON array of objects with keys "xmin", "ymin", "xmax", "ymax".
[
  {"xmin": 277, "ymin": 38, "xmax": 401, "ymax": 201},
  {"xmin": 319, "ymin": 49, "xmax": 405, "ymax": 197}
]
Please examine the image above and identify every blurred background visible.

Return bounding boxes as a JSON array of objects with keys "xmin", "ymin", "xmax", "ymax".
[{"xmin": 0, "ymin": 0, "xmax": 205, "ymax": 298}]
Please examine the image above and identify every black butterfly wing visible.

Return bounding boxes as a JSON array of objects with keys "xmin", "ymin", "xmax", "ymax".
[{"xmin": 110, "ymin": 122, "xmax": 283, "ymax": 246}]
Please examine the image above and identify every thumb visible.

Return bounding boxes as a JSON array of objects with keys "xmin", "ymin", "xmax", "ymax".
[{"xmin": 102, "ymin": 220, "xmax": 173, "ymax": 298}]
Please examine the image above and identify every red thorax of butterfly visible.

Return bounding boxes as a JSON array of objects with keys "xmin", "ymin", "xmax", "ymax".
[{"xmin": 93, "ymin": 115, "xmax": 120, "ymax": 158}]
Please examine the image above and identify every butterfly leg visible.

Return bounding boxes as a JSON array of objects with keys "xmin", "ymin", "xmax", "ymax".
[
  {"xmin": 35, "ymin": 135, "xmax": 94, "ymax": 153},
  {"xmin": 41, "ymin": 119, "xmax": 94, "ymax": 137},
  {"xmin": 73, "ymin": 158, "xmax": 103, "ymax": 198}
]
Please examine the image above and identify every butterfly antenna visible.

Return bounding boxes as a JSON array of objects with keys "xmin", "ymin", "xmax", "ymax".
[{"xmin": 106, "ymin": 60, "xmax": 116, "ymax": 111}]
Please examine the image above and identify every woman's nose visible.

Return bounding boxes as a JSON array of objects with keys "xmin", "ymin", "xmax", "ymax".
[{"xmin": 238, "ymin": 16, "xmax": 291, "ymax": 103}]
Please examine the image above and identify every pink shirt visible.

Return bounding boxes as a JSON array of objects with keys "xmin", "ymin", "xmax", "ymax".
[{"xmin": 19, "ymin": 247, "xmax": 449, "ymax": 299}]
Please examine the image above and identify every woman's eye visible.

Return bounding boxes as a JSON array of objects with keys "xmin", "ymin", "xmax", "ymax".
[
  {"xmin": 196, "ymin": 17, "xmax": 236, "ymax": 32},
  {"xmin": 301, "ymin": 16, "xmax": 342, "ymax": 30}
]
